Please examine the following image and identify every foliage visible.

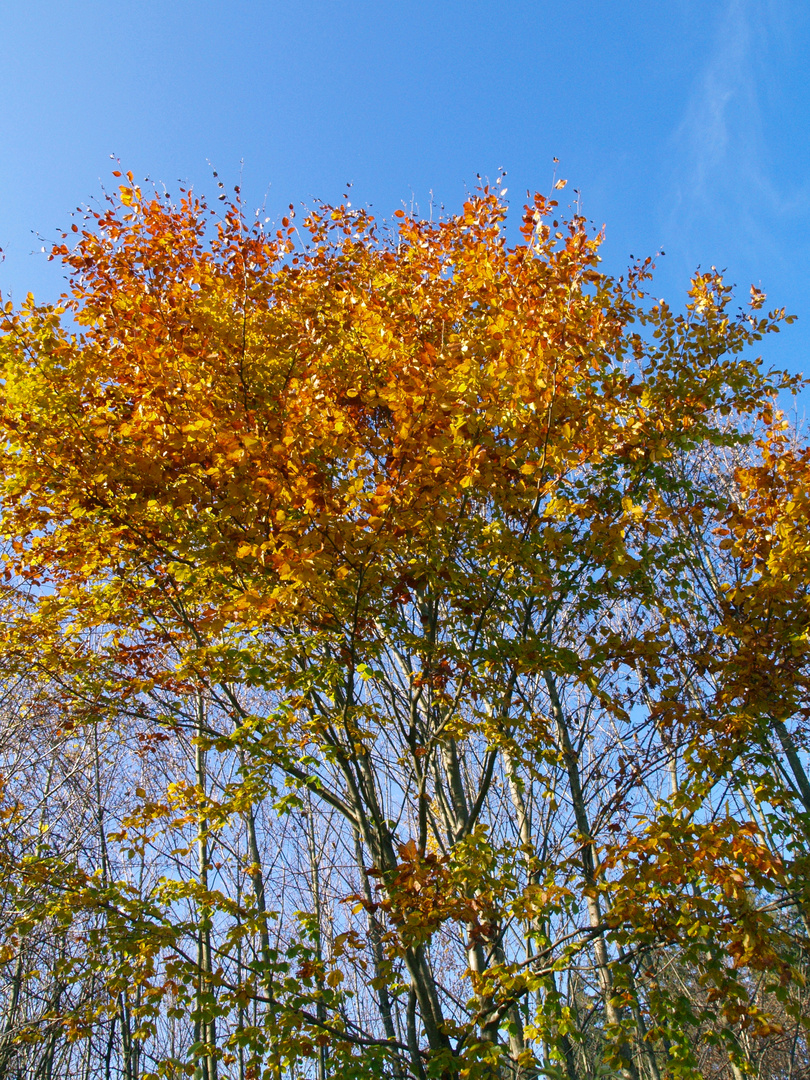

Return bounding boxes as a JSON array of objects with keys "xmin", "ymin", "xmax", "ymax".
[{"xmin": 0, "ymin": 174, "xmax": 808, "ymax": 1079}]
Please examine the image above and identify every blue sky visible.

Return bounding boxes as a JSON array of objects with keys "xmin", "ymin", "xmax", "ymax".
[{"xmin": 2, "ymin": 0, "xmax": 808, "ymax": 399}]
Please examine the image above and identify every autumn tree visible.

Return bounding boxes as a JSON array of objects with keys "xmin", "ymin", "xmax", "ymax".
[{"xmin": 0, "ymin": 174, "xmax": 807, "ymax": 1080}]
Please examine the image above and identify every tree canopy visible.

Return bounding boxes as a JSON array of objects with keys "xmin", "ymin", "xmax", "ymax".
[{"xmin": 0, "ymin": 176, "xmax": 808, "ymax": 1080}]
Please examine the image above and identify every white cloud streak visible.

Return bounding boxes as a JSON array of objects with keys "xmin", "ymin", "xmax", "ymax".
[
  {"xmin": 685, "ymin": 1, "xmax": 754, "ymax": 191},
  {"xmin": 666, "ymin": 0, "xmax": 809, "ymax": 267},
  {"xmin": 673, "ymin": 0, "xmax": 760, "ymax": 234}
]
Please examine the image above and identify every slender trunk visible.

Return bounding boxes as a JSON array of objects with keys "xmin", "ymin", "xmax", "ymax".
[
  {"xmin": 235, "ymin": 873, "xmax": 246, "ymax": 1080},
  {"xmin": 774, "ymin": 720, "xmax": 810, "ymax": 813},
  {"xmin": 329, "ymin": 719, "xmax": 450, "ymax": 1059},
  {"xmin": 438, "ymin": 736, "xmax": 507, "ymax": 1056},
  {"xmin": 238, "ymin": 748, "xmax": 272, "ymax": 973},
  {"xmin": 545, "ymin": 672, "xmax": 639, "ymax": 1080},
  {"xmin": 630, "ymin": 997, "xmax": 660, "ymax": 1080},
  {"xmin": 504, "ymin": 743, "xmax": 576, "ymax": 1080},
  {"xmin": 195, "ymin": 694, "xmax": 217, "ymax": 1080},
  {"xmin": 466, "ymin": 935, "xmax": 499, "ymax": 1046},
  {"xmin": 93, "ymin": 724, "xmax": 111, "ymax": 881},
  {"xmin": 766, "ymin": 725, "xmax": 810, "ymax": 933},
  {"xmin": 78, "ymin": 987, "xmax": 93, "ymax": 1080},
  {"xmin": 104, "ymin": 1014, "xmax": 116, "ymax": 1080},
  {"xmin": 406, "ymin": 988, "xmax": 425, "ymax": 1080},
  {"xmin": 237, "ymin": 753, "xmax": 280, "ymax": 1077},
  {"xmin": 121, "ymin": 993, "xmax": 133, "ymax": 1080},
  {"xmin": 352, "ymin": 830, "xmax": 399, "ymax": 1044},
  {"xmin": 493, "ymin": 940, "xmax": 527, "ymax": 1072},
  {"xmin": 36, "ymin": 1027, "xmax": 57, "ymax": 1080},
  {"xmin": 548, "ymin": 968, "xmax": 580, "ymax": 1080},
  {"xmin": 401, "ymin": 946, "xmax": 451, "ymax": 1058},
  {"xmin": 441, "ymin": 739, "xmax": 470, "ymax": 839},
  {"xmin": 304, "ymin": 806, "xmax": 328, "ymax": 1080},
  {"xmin": 0, "ymin": 949, "xmax": 24, "ymax": 1077}
]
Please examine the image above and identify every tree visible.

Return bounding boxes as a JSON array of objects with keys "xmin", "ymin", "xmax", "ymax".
[{"xmin": 0, "ymin": 174, "xmax": 806, "ymax": 1079}]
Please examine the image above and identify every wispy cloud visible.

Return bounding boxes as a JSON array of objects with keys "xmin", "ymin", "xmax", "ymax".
[
  {"xmin": 682, "ymin": 1, "xmax": 754, "ymax": 189},
  {"xmin": 667, "ymin": 0, "xmax": 807, "ymax": 268},
  {"xmin": 672, "ymin": 0, "xmax": 760, "ymax": 241}
]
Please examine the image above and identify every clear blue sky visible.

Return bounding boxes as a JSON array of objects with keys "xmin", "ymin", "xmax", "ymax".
[{"xmin": 2, "ymin": 0, "xmax": 808, "ymax": 397}]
